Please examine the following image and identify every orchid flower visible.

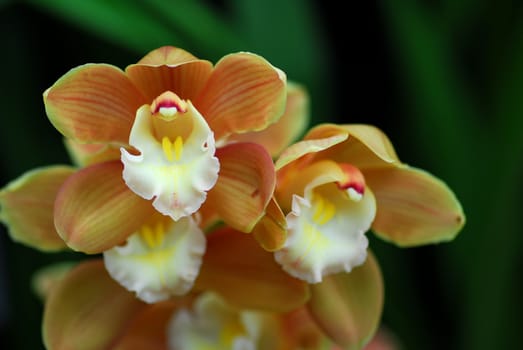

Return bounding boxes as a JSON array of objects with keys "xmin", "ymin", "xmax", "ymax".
[
  {"xmin": 0, "ymin": 46, "xmax": 296, "ymax": 303},
  {"xmin": 271, "ymin": 123, "xmax": 465, "ymax": 283},
  {"xmin": 0, "ymin": 44, "xmax": 465, "ymax": 350}
]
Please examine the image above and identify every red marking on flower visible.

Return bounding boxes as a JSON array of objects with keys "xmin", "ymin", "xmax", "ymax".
[
  {"xmin": 150, "ymin": 91, "xmax": 188, "ymax": 114},
  {"xmin": 336, "ymin": 163, "xmax": 365, "ymax": 195}
]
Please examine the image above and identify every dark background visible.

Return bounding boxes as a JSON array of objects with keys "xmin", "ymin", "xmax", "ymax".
[{"xmin": 1, "ymin": 0, "xmax": 522, "ymax": 349}]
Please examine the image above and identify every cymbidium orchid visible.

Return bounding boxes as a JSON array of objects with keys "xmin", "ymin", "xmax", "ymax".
[
  {"xmin": 0, "ymin": 44, "xmax": 465, "ymax": 350},
  {"xmin": 271, "ymin": 123, "xmax": 465, "ymax": 283}
]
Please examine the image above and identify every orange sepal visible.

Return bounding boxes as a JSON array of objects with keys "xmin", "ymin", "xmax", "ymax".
[
  {"xmin": 0, "ymin": 165, "xmax": 75, "ymax": 251},
  {"xmin": 365, "ymin": 166, "xmax": 465, "ymax": 246},
  {"xmin": 195, "ymin": 52, "xmax": 286, "ymax": 141},
  {"xmin": 43, "ymin": 260, "xmax": 147, "ymax": 350},
  {"xmin": 195, "ymin": 227, "xmax": 310, "ymax": 312},
  {"xmin": 44, "ymin": 64, "xmax": 146, "ymax": 144},
  {"xmin": 205, "ymin": 142, "xmax": 275, "ymax": 233},
  {"xmin": 54, "ymin": 161, "xmax": 156, "ymax": 254},
  {"xmin": 307, "ymin": 252, "xmax": 384, "ymax": 349}
]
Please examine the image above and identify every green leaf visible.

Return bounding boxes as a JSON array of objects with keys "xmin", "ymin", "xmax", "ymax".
[
  {"xmin": 25, "ymin": 0, "xmax": 185, "ymax": 52},
  {"xmin": 382, "ymin": 0, "xmax": 478, "ymax": 173},
  {"xmin": 136, "ymin": 0, "xmax": 244, "ymax": 59}
]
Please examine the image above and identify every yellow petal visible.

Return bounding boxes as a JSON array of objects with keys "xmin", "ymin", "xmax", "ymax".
[
  {"xmin": 307, "ymin": 252, "xmax": 384, "ymax": 349},
  {"xmin": 304, "ymin": 124, "xmax": 401, "ymax": 169},
  {"xmin": 44, "ymin": 64, "xmax": 146, "ymax": 144},
  {"xmin": 0, "ymin": 166, "xmax": 75, "ymax": 251},
  {"xmin": 126, "ymin": 60, "xmax": 213, "ymax": 102},
  {"xmin": 43, "ymin": 260, "xmax": 147, "ymax": 350},
  {"xmin": 229, "ymin": 82, "xmax": 310, "ymax": 157},
  {"xmin": 136, "ymin": 46, "xmax": 199, "ymax": 65},
  {"xmin": 54, "ymin": 161, "xmax": 156, "ymax": 254},
  {"xmin": 195, "ymin": 52, "xmax": 287, "ymax": 141},
  {"xmin": 64, "ymin": 139, "xmax": 122, "ymax": 166},
  {"xmin": 365, "ymin": 166, "xmax": 465, "ymax": 246},
  {"xmin": 252, "ymin": 197, "xmax": 287, "ymax": 251},
  {"xmin": 195, "ymin": 227, "xmax": 310, "ymax": 312},
  {"xmin": 205, "ymin": 142, "xmax": 275, "ymax": 232}
]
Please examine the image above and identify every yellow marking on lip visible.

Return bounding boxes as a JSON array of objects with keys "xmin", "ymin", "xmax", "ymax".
[
  {"xmin": 174, "ymin": 136, "xmax": 183, "ymax": 161},
  {"xmin": 162, "ymin": 136, "xmax": 174, "ymax": 162},
  {"xmin": 140, "ymin": 225, "xmax": 156, "ymax": 249},
  {"xmin": 140, "ymin": 221, "xmax": 166, "ymax": 249},
  {"xmin": 162, "ymin": 136, "xmax": 184, "ymax": 162},
  {"xmin": 312, "ymin": 194, "xmax": 336, "ymax": 225}
]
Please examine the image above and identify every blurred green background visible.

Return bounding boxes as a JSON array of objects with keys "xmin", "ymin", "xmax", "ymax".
[{"xmin": 0, "ymin": 0, "xmax": 522, "ymax": 349}]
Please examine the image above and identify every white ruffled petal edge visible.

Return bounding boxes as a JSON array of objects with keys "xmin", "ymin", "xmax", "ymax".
[
  {"xmin": 103, "ymin": 215, "xmax": 205, "ymax": 303},
  {"xmin": 274, "ymin": 185, "xmax": 376, "ymax": 283}
]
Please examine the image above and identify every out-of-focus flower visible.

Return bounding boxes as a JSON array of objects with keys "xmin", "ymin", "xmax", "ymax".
[
  {"xmin": 40, "ymin": 260, "xmax": 370, "ymax": 350},
  {"xmin": 272, "ymin": 123, "xmax": 465, "ymax": 284}
]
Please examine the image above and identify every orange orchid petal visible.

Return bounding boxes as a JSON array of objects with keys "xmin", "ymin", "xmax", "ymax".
[
  {"xmin": 229, "ymin": 82, "xmax": 310, "ymax": 157},
  {"xmin": 365, "ymin": 167, "xmax": 465, "ymax": 246},
  {"xmin": 54, "ymin": 161, "xmax": 156, "ymax": 254},
  {"xmin": 195, "ymin": 52, "xmax": 287, "ymax": 141},
  {"xmin": 113, "ymin": 300, "xmax": 186, "ymax": 350},
  {"xmin": 195, "ymin": 227, "xmax": 310, "ymax": 312},
  {"xmin": 304, "ymin": 124, "xmax": 401, "ymax": 169},
  {"xmin": 205, "ymin": 142, "xmax": 275, "ymax": 232},
  {"xmin": 252, "ymin": 197, "xmax": 287, "ymax": 251},
  {"xmin": 307, "ymin": 252, "xmax": 384, "ymax": 349},
  {"xmin": 64, "ymin": 139, "xmax": 122, "ymax": 166},
  {"xmin": 136, "ymin": 46, "xmax": 199, "ymax": 65},
  {"xmin": 44, "ymin": 64, "xmax": 146, "ymax": 144},
  {"xmin": 275, "ymin": 134, "xmax": 348, "ymax": 171},
  {"xmin": 43, "ymin": 260, "xmax": 147, "ymax": 350},
  {"xmin": 0, "ymin": 166, "xmax": 75, "ymax": 251},
  {"xmin": 126, "ymin": 60, "xmax": 213, "ymax": 102}
]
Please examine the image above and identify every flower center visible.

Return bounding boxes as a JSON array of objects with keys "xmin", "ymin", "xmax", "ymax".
[
  {"xmin": 120, "ymin": 91, "xmax": 220, "ymax": 220},
  {"xmin": 138, "ymin": 219, "xmax": 168, "ymax": 249},
  {"xmin": 311, "ymin": 192, "xmax": 336, "ymax": 225},
  {"xmin": 274, "ymin": 164, "xmax": 375, "ymax": 283},
  {"xmin": 103, "ymin": 214, "xmax": 206, "ymax": 303}
]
